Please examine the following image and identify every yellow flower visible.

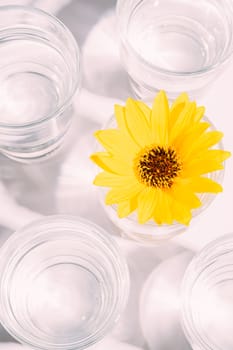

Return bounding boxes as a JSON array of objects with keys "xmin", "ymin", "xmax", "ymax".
[{"xmin": 91, "ymin": 91, "xmax": 231, "ymax": 226}]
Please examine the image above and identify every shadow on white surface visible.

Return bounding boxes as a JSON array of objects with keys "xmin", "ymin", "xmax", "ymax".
[
  {"xmin": 0, "ymin": 1, "xmax": 232, "ymax": 349},
  {"xmin": 0, "ymin": 343, "xmax": 31, "ymax": 349},
  {"xmin": 140, "ymin": 252, "xmax": 193, "ymax": 350}
]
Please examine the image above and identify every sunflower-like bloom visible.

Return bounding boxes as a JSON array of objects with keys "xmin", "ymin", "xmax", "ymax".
[{"xmin": 91, "ymin": 91, "xmax": 231, "ymax": 225}]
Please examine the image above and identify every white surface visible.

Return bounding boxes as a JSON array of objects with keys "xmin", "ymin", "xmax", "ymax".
[
  {"xmin": 0, "ymin": 343, "xmax": 30, "ymax": 349},
  {"xmin": 0, "ymin": 2, "xmax": 232, "ymax": 350},
  {"xmin": 88, "ymin": 337, "xmax": 143, "ymax": 350}
]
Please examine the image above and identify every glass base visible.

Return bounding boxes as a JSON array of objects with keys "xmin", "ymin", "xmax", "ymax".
[
  {"xmin": 104, "ymin": 202, "xmax": 187, "ymax": 245},
  {"xmin": 28, "ymin": 263, "xmax": 101, "ymax": 337},
  {"xmin": 181, "ymin": 233, "xmax": 233, "ymax": 350},
  {"xmin": 1, "ymin": 132, "xmax": 67, "ymax": 163},
  {"xmin": 0, "ymin": 215, "xmax": 129, "ymax": 350},
  {"xmin": 0, "ymin": 110, "xmax": 75, "ymax": 163}
]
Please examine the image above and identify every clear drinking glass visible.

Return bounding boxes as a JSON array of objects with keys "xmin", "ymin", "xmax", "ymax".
[
  {"xmin": 0, "ymin": 6, "xmax": 81, "ymax": 162},
  {"xmin": 117, "ymin": 0, "xmax": 233, "ymax": 100},
  {"xmin": 181, "ymin": 233, "xmax": 233, "ymax": 350},
  {"xmin": 96, "ymin": 115, "xmax": 224, "ymax": 245},
  {"xmin": 0, "ymin": 216, "xmax": 129, "ymax": 350}
]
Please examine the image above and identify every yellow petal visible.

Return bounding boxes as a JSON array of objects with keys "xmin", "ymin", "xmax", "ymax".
[
  {"xmin": 170, "ymin": 200, "xmax": 192, "ymax": 226},
  {"xmin": 114, "ymin": 104, "xmax": 126, "ymax": 130},
  {"xmin": 125, "ymin": 98, "xmax": 154, "ymax": 146},
  {"xmin": 187, "ymin": 131, "xmax": 224, "ymax": 156},
  {"xmin": 114, "ymin": 104, "xmax": 140, "ymax": 149},
  {"xmin": 94, "ymin": 171, "xmax": 136, "ymax": 187},
  {"xmin": 169, "ymin": 102, "xmax": 196, "ymax": 144},
  {"xmin": 169, "ymin": 101, "xmax": 187, "ymax": 131},
  {"xmin": 137, "ymin": 187, "xmax": 158, "ymax": 224},
  {"xmin": 193, "ymin": 149, "xmax": 231, "ymax": 163},
  {"xmin": 170, "ymin": 183, "xmax": 202, "ymax": 209},
  {"xmin": 171, "ymin": 93, "xmax": 189, "ymax": 110},
  {"xmin": 194, "ymin": 106, "xmax": 205, "ymax": 122},
  {"xmin": 189, "ymin": 177, "xmax": 223, "ymax": 193},
  {"xmin": 169, "ymin": 92, "xmax": 189, "ymax": 129},
  {"xmin": 91, "ymin": 152, "xmax": 133, "ymax": 175},
  {"xmin": 135, "ymin": 100, "xmax": 151, "ymax": 122},
  {"xmin": 151, "ymin": 90, "xmax": 169, "ymax": 145},
  {"xmin": 182, "ymin": 159, "xmax": 224, "ymax": 177},
  {"xmin": 173, "ymin": 122, "xmax": 210, "ymax": 160},
  {"xmin": 182, "ymin": 148, "xmax": 231, "ymax": 174},
  {"xmin": 152, "ymin": 189, "xmax": 163, "ymax": 225},
  {"xmin": 117, "ymin": 198, "xmax": 137, "ymax": 218},
  {"xmin": 105, "ymin": 182, "xmax": 143, "ymax": 204},
  {"xmin": 153, "ymin": 190, "xmax": 173, "ymax": 225},
  {"xmin": 94, "ymin": 129, "xmax": 138, "ymax": 160}
]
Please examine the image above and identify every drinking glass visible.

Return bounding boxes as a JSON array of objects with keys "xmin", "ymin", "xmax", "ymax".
[
  {"xmin": 182, "ymin": 233, "xmax": 233, "ymax": 350},
  {"xmin": 0, "ymin": 6, "xmax": 81, "ymax": 162},
  {"xmin": 117, "ymin": 0, "xmax": 233, "ymax": 99},
  {"xmin": 0, "ymin": 216, "xmax": 129, "ymax": 350},
  {"xmin": 96, "ymin": 115, "xmax": 224, "ymax": 245}
]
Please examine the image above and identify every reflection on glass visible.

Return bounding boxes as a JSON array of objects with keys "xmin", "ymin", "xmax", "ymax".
[
  {"xmin": 0, "ymin": 216, "xmax": 129, "ymax": 350},
  {"xmin": 117, "ymin": 0, "xmax": 233, "ymax": 99},
  {"xmin": 182, "ymin": 233, "xmax": 233, "ymax": 350},
  {"xmin": 0, "ymin": 6, "xmax": 81, "ymax": 162}
]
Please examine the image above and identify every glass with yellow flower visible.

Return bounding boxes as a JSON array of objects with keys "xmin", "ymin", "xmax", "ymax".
[{"xmin": 91, "ymin": 91, "xmax": 231, "ymax": 244}]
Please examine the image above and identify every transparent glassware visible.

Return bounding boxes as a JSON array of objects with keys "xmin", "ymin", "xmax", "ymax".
[
  {"xmin": 181, "ymin": 233, "xmax": 233, "ymax": 350},
  {"xmin": 116, "ymin": 0, "xmax": 233, "ymax": 100},
  {"xmin": 0, "ymin": 6, "xmax": 81, "ymax": 162},
  {"xmin": 0, "ymin": 215, "xmax": 129, "ymax": 350},
  {"xmin": 96, "ymin": 115, "xmax": 224, "ymax": 245}
]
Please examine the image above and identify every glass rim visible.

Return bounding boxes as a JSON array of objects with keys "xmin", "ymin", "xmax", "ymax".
[
  {"xmin": 0, "ymin": 215, "xmax": 130, "ymax": 350},
  {"xmin": 116, "ymin": 0, "xmax": 233, "ymax": 77},
  {"xmin": 0, "ymin": 5, "xmax": 81, "ymax": 130},
  {"xmin": 181, "ymin": 232, "xmax": 233, "ymax": 350}
]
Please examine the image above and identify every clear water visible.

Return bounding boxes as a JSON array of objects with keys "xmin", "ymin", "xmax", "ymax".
[
  {"xmin": 28, "ymin": 263, "xmax": 101, "ymax": 337},
  {"xmin": 0, "ymin": 71, "xmax": 58, "ymax": 124},
  {"xmin": 130, "ymin": 17, "xmax": 209, "ymax": 72},
  {"xmin": 0, "ymin": 39, "xmax": 69, "ymax": 125},
  {"xmin": 127, "ymin": 1, "xmax": 230, "ymax": 73}
]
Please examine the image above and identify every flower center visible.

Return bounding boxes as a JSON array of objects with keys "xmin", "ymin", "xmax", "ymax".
[{"xmin": 134, "ymin": 145, "xmax": 182, "ymax": 188}]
